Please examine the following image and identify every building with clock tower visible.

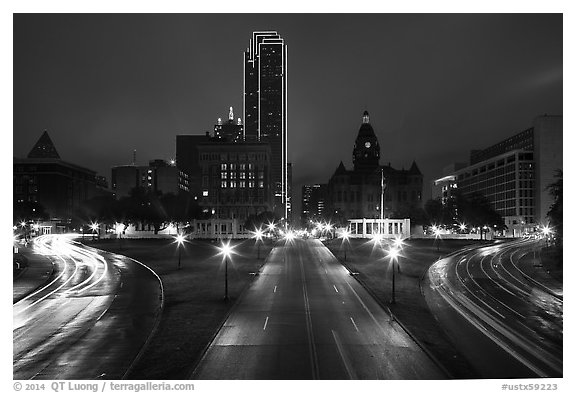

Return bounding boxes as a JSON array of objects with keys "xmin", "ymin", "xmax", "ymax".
[
  {"xmin": 352, "ymin": 111, "xmax": 380, "ymax": 172},
  {"xmin": 321, "ymin": 111, "xmax": 423, "ymax": 224}
]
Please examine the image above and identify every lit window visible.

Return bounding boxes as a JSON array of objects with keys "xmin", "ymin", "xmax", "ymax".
[
  {"xmin": 249, "ymin": 172, "xmax": 255, "ymax": 179},
  {"xmin": 230, "ymin": 181, "xmax": 236, "ymax": 188},
  {"xmin": 221, "ymin": 164, "xmax": 227, "ymax": 170},
  {"xmin": 258, "ymin": 181, "xmax": 264, "ymax": 188},
  {"xmin": 203, "ymin": 190, "xmax": 208, "ymax": 197},
  {"xmin": 221, "ymin": 172, "xmax": 227, "ymax": 179},
  {"xmin": 240, "ymin": 172, "xmax": 246, "ymax": 179},
  {"xmin": 221, "ymin": 181, "xmax": 227, "ymax": 188},
  {"xmin": 240, "ymin": 181, "xmax": 246, "ymax": 188},
  {"xmin": 249, "ymin": 181, "xmax": 255, "ymax": 188}
]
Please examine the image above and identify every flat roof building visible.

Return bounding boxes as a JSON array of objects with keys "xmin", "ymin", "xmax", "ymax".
[{"xmin": 434, "ymin": 115, "xmax": 562, "ymax": 236}]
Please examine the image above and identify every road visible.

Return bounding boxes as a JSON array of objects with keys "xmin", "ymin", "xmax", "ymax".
[
  {"xmin": 426, "ymin": 239, "xmax": 562, "ymax": 377},
  {"xmin": 13, "ymin": 235, "xmax": 162, "ymax": 380},
  {"xmin": 192, "ymin": 238, "xmax": 446, "ymax": 379}
]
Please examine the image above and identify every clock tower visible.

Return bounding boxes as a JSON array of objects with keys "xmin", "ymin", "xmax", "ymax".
[{"xmin": 352, "ymin": 111, "xmax": 380, "ymax": 172}]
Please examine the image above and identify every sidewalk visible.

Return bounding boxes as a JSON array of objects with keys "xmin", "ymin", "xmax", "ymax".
[{"xmin": 13, "ymin": 245, "xmax": 55, "ymax": 304}]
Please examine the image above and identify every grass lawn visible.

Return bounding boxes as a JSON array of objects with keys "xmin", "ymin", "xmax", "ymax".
[
  {"xmin": 324, "ymin": 237, "xmax": 487, "ymax": 378},
  {"xmin": 88, "ymin": 237, "xmax": 273, "ymax": 380}
]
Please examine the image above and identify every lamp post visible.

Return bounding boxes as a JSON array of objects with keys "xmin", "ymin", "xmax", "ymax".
[
  {"xmin": 388, "ymin": 247, "xmax": 400, "ymax": 304},
  {"xmin": 341, "ymin": 229, "xmax": 350, "ymax": 261},
  {"xmin": 392, "ymin": 237, "xmax": 403, "ymax": 274},
  {"xmin": 254, "ymin": 228, "xmax": 263, "ymax": 259},
  {"xmin": 432, "ymin": 225, "xmax": 441, "ymax": 252},
  {"xmin": 175, "ymin": 234, "xmax": 185, "ymax": 269},
  {"xmin": 218, "ymin": 241, "xmax": 233, "ymax": 301},
  {"xmin": 90, "ymin": 222, "xmax": 99, "ymax": 241}
]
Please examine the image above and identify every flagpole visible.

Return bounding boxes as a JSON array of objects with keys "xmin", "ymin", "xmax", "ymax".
[{"xmin": 380, "ymin": 168, "xmax": 384, "ymax": 234}]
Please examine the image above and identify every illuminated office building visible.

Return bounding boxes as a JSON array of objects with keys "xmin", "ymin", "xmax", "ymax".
[{"xmin": 243, "ymin": 31, "xmax": 288, "ymax": 219}]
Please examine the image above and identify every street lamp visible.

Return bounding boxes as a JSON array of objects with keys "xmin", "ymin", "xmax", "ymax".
[
  {"xmin": 433, "ymin": 226, "xmax": 441, "ymax": 252},
  {"xmin": 542, "ymin": 225, "xmax": 552, "ymax": 246},
  {"xmin": 388, "ymin": 246, "xmax": 401, "ymax": 304},
  {"xmin": 253, "ymin": 228, "xmax": 264, "ymax": 259},
  {"xmin": 90, "ymin": 222, "xmax": 99, "ymax": 240},
  {"xmin": 340, "ymin": 229, "xmax": 350, "ymax": 261},
  {"xmin": 218, "ymin": 240, "xmax": 234, "ymax": 301},
  {"xmin": 175, "ymin": 233, "xmax": 185, "ymax": 269}
]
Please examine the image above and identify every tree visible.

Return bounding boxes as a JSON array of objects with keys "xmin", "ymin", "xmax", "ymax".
[
  {"xmin": 547, "ymin": 169, "xmax": 562, "ymax": 248},
  {"xmin": 457, "ymin": 192, "xmax": 505, "ymax": 238},
  {"xmin": 424, "ymin": 198, "xmax": 445, "ymax": 226}
]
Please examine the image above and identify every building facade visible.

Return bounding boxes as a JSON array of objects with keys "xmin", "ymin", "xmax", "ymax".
[
  {"xmin": 111, "ymin": 159, "xmax": 189, "ymax": 199},
  {"xmin": 243, "ymin": 31, "xmax": 288, "ymax": 219},
  {"xmin": 326, "ymin": 112, "xmax": 423, "ymax": 224},
  {"xmin": 14, "ymin": 131, "xmax": 102, "ymax": 220},
  {"xmin": 301, "ymin": 183, "xmax": 328, "ymax": 225},
  {"xmin": 434, "ymin": 115, "xmax": 562, "ymax": 236},
  {"xmin": 197, "ymin": 142, "xmax": 272, "ymax": 222}
]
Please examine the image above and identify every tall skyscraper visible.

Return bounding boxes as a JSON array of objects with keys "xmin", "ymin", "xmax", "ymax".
[{"xmin": 243, "ymin": 31, "xmax": 288, "ymax": 220}]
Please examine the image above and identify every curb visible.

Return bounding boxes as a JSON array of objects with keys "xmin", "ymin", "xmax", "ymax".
[
  {"xmin": 323, "ymin": 241, "xmax": 454, "ymax": 379},
  {"xmin": 81, "ymin": 242, "xmax": 165, "ymax": 380},
  {"xmin": 187, "ymin": 242, "xmax": 275, "ymax": 379}
]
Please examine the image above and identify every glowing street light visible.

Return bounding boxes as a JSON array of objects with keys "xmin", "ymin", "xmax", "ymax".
[
  {"xmin": 217, "ymin": 240, "xmax": 235, "ymax": 301},
  {"xmin": 285, "ymin": 231, "xmax": 295, "ymax": 242},
  {"xmin": 175, "ymin": 233, "xmax": 185, "ymax": 269},
  {"xmin": 253, "ymin": 228, "xmax": 264, "ymax": 259},
  {"xmin": 459, "ymin": 223, "xmax": 467, "ymax": 232},
  {"xmin": 340, "ymin": 229, "xmax": 350, "ymax": 261},
  {"xmin": 433, "ymin": 225, "xmax": 441, "ymax": 252},
  {"xmin": 393, "ymin": 236, "xmax": 404, "ymax": 249},
  {"xmin": 90, "ymin": 222, "xmax": 99, "ymax": 240},
  {"xmin": 388, "ymin": 246, "xmax": 401, "ymax": 304}
]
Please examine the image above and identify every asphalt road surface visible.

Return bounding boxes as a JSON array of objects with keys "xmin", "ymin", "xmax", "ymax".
[
  {"xmin": 192, "ymin": 238, "xmax": 446, "ymax": 379},
  {"xmin": 427, "ymin": 239, "xmax": 562, "ymax": 378},
  {"xmin": 13, "ymin": 235, "xmax": 162, "ymax": 380}
]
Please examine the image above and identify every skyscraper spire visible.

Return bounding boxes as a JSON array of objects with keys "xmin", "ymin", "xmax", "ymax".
[{"xmin": 229, "ymin": 106, "xmax": 234, "ymax": 121}]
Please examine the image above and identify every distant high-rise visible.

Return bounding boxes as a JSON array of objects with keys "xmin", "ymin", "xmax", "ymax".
[{"xmin": 243, "ymin": 31, "xmax": 287, "ymax": 219}]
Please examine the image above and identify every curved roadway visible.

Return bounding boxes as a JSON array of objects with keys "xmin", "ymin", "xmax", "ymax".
[
  {"xmin": 13, "ymin": 235, "xmax": 162, "ymax": 380},
  {"xmin": 427, "ymin": 239, "xmax": 562, "ymax": 377}
]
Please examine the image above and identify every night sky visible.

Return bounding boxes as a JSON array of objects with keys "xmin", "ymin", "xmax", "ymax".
[{"xmin": 13, "ymin": 13, "xmax": 563, "ymax": 216}]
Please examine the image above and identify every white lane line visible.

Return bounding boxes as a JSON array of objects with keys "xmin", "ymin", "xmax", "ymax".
[
  {"xmin": 263, "ymin": 316, "xmax": 269, "ymax": 330},
  {"xmin": 331, "ymin": 329, "xmax": 356, "ymax": 379},
  {"xmin": 350, "ymin": 317, "xmax": 359, "ymax": 332},
  {"xmin": 273, "ymin": 285, "xmax": 277, "ymax": 293},
  {"xmin": 333, "ymin": 284, "xmax": 339, "ymax": 293}
]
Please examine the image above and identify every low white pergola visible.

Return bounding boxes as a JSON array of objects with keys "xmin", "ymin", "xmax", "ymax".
[{"xmin": 347, "ymin": 218, "xmax": 410, "ymax": 239}]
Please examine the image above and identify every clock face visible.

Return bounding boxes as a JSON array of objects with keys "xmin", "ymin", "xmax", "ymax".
[{"xmin": 365, "ymin": 142, "xmax": 371, "ymax": 148}]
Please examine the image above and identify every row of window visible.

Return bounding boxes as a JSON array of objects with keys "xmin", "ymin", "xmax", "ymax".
[
  {"xmin": 220, "ymin": 180, "xmax": 264, "ymax": 189},
  {"xmin": 200, "ymin": 153, "xmax": 267, "ymax": 162},
  {"xmin": 220, "ymin": 171, "xmax": 263, "ymax": 180}
]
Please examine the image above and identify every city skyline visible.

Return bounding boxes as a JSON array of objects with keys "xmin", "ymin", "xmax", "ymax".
[{"xmin": 13, "ymin": 14, "xmax": 562, "ymax": 215}]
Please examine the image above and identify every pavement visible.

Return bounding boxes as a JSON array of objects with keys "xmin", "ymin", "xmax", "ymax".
[
  {"xmin": 13, "ymin": 235, "xmax": 162, "ymax": 379},
  {"xmin": 425, "ymin": 239, "xmax": 563, "ymax": 378},
  {"xmin": 13, "ymin": 244, "xmax": 55, "ymax": 303},
  {"xmin": 191, "ymin": 238, "xmax": 446, "ymax": 379}
]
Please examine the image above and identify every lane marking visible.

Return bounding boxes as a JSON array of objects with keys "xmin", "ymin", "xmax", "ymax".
[
  {"xmin": 332, "ymin": 329, "xmax": 356, "ymax": 379},
  {"xmin": 263, "ymin": 316, "xmax": 269, "ymax": 330},
  {"xmin": 299, "ymin": 252, "xmax": 320, "ymax": 379},
  {"xmin": 333, "ymin": 284, "xmax": 339, "ymax": 293},
  {"xmin": 350, "ymin": 317, "xmax": 359, "ymax": 332},
  {"xmin": 273, "ymin": 285, "xmax": 277, "ymax": 293}
]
